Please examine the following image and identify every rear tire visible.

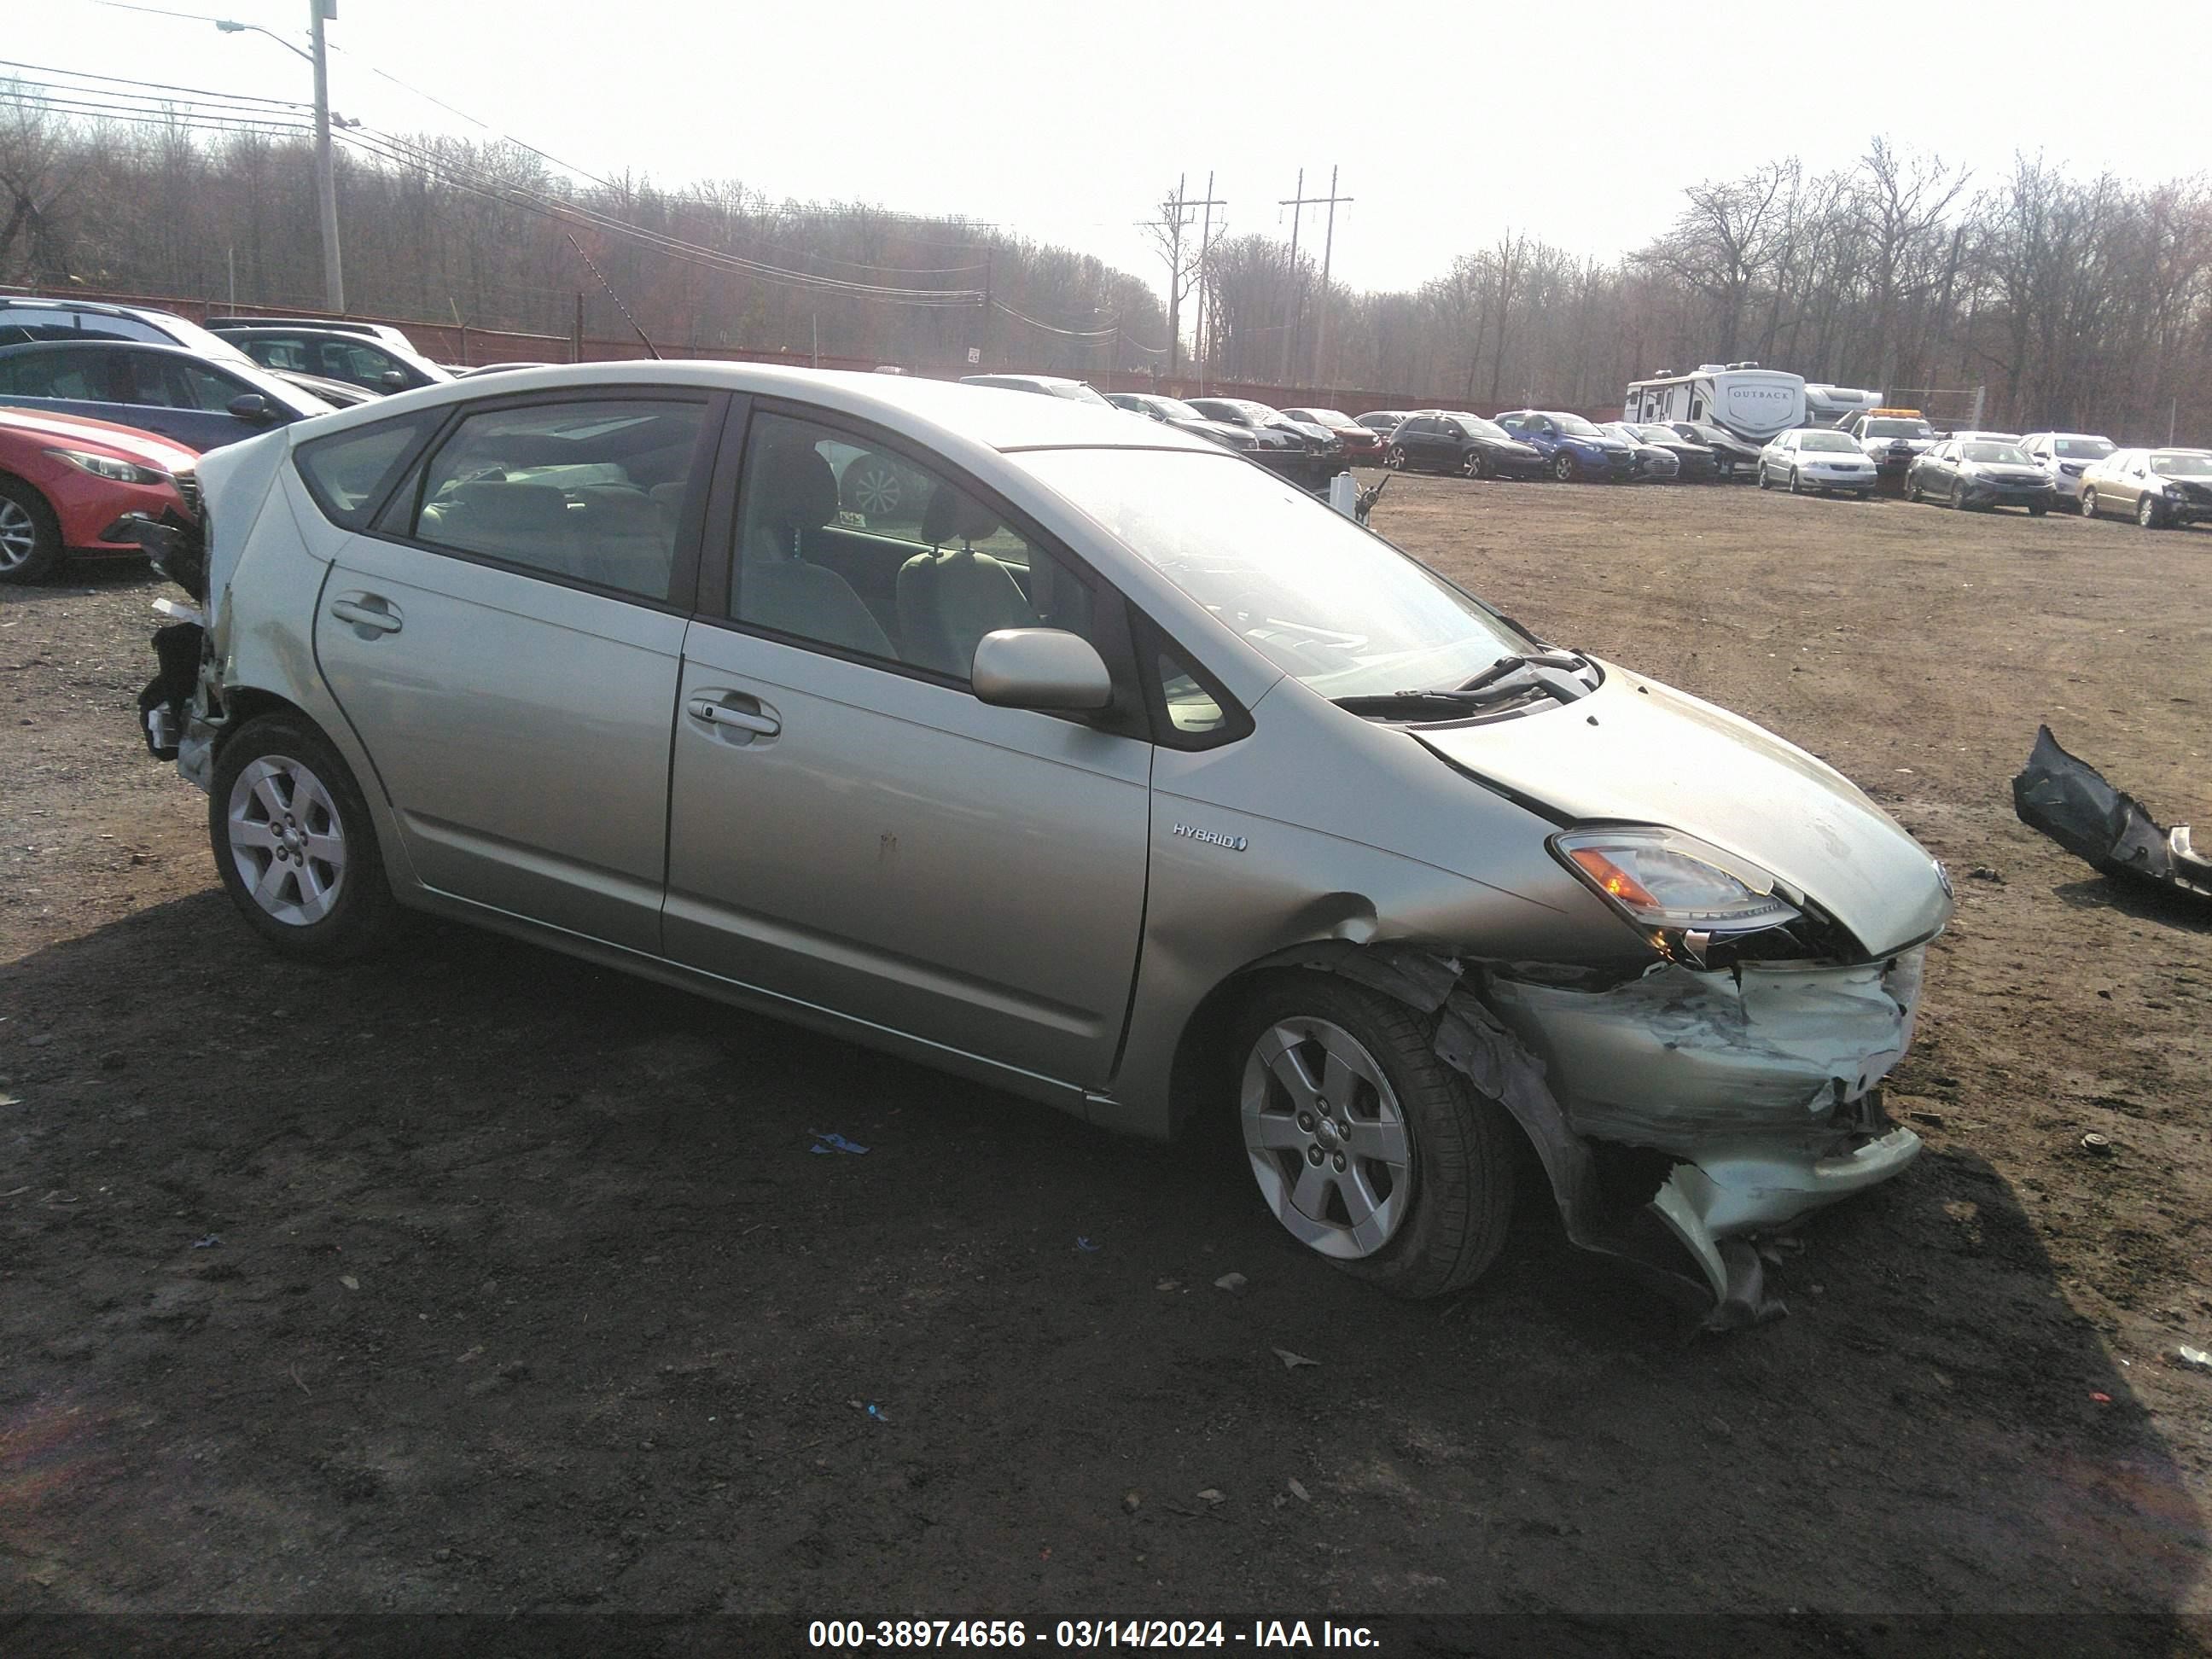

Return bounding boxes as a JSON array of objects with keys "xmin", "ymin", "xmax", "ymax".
[
  {"xmin": 1231, "ymin": 974, "xmax": 1518, "ymax": 1300},
  {"xmin": 0, "ymin": 476, "xmax": 64, "ymax": 585},
  {"xmin": 208, "ymin": 713, "xmax": 401, "ymax": 963},
  {"xmin": 2081, "ymin": 489, "xmax": 2098, "ymax": 519}
]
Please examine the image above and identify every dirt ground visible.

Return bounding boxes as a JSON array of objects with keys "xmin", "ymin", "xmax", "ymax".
[{"xmin": 4, "ymin": 473, "xmax": 2211, "ymax": 1635}]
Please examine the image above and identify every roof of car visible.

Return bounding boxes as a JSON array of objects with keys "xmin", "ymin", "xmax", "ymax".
[{"xmin": 282, "ymin": 362, "xmax": 1220, "ymax": 455}]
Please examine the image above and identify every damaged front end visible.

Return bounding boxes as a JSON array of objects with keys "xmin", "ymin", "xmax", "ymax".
[
  {"xmin": 1316, "ymin": 931, "xmax": 1933, "ymax": 1333},
  {"xmin": 117, "ymin": 512, "xmax": 212, "ymax": 770}
]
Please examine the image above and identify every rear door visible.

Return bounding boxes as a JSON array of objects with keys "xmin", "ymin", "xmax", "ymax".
[
  {"xmin": 663, "ymin": 402, "xmax": 1153, "ymax": 1089},
  {"xmin": 311, "ymin": 387, "xmax": 719, "ymax": 952}
]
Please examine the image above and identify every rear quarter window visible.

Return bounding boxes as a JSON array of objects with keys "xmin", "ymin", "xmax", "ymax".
[{"xmin": 294, "ymin": 410, "xmax": 443, "ymax": 529}]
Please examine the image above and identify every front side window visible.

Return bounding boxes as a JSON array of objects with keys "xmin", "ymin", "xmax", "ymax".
[
  {"xmin": 411, "ymin": 396, "xmax": 707, "ymax": 601},
  {"xmin": 144, "ymin": 356, "xmax": 251, "ymax": 413},
  {"xmin": 733, "ymin": 411, "xmax": 1099, "ymax": 681},
  {"xmin": 1016, "ymin": 447, "xmax": 1537, "ymax": 701}
]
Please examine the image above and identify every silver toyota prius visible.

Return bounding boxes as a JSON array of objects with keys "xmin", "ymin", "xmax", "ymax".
[{"xmin": 136, "ymin": 364, "xmax": 1953, "ymax": 1326}]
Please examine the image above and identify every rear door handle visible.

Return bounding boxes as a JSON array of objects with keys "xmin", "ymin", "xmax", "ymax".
[
  {"xmin": 329, "ymin": 593, "xmax": 403, "ymax": 635},
  {"xmin": 687, "ymin": 692, "xmax": 781, "ymax": 739}
]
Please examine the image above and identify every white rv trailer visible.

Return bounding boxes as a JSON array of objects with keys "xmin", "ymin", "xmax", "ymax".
[
  {"xmin": 1622, "ymin": 363, "xmax": 1807, "ymax": 444},
  {"xmin": 1805, "ymin": 383, "xmax": 1885, "ymax": 426}
]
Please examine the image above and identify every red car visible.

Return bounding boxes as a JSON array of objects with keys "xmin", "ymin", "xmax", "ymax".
[
  {"xmin": 1280, "ymin": 406, "xmax": 1386, "ymax": 464},
  {"xmin": 0, "ymin": 408, "xmax": 198, "ymax": 584}
]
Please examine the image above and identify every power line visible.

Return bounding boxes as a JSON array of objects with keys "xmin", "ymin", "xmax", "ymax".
[{"xmin": 0, "ymin": 56, "xmax": 308, "ymax": 108}]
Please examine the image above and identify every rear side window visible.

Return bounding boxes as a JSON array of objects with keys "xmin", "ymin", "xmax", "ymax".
[
  {"xmin": 295, "ymin": 410, "xmax": 443, "ymax": 529},
  {"xmin": 410, "ymin": 396, "xmax": 708, "ymax": 601}
]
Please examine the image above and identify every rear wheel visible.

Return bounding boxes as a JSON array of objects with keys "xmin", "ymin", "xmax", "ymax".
[
  {"xmin": 2080, "ymin": 488, "xmax": 2098, "ymax": 519},
  {"xmin": 208, "ymin": 713, "xmax": 400, "ymax": 962},
  {"xmin": 1233, "ymin": 975, "xmax": 1516, "ymax": 1298},
  {"xmin": 0, "ymin": 476, "xmax": 63, "ymax": 585}
]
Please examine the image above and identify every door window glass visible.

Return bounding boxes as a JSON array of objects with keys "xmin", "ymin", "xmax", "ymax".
[
  {"xmin": 411, "ymin": 396, "xmax": 707, "ymax": 601},
  {"xmin": 148, "ymin": 356, "xmax": 250, "ymax": 412},
  {"xmin": 297, "ymin": 410, "xmax": 442, "ymax": 528},
  {"xmin": 0, "ymin": 346, "xmax": 109, "ymax": 399},
  {"xmin": 733, "ymin": 410, "xmax": 1098, "ymax": 682}
]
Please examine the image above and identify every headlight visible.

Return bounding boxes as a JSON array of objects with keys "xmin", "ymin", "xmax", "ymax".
[
  {"xmin": 1553, "ymin": 826, "xmax": 1801, "ymax": 934},
  {"xmin": 44, "ymin": 447, "xmax": 172, "ymax": 486}
]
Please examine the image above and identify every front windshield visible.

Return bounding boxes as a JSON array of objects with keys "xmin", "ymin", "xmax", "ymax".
[
  {"xmin": 2054, "ymin": 436, "xmax": 2114, "ymax": 459},
  {"xmin": 1632, "ymin": 425, "xmax": 1679, "ymax": 443},
  {"xmin": 1016, "ymin": 448, "xmax": 1537, "ymax": 699},
  {"xmin": 1303, "ymin": 409, "xmax": 1353, "ymax": 426},
  {"xmin": 1865, "ymin": 418, "xmax": 1933, "ymax": 439},
  {"xmin": 1798, "ymin": 431, "xmax": 1859, "ymax": 453},
  {"xmin": 1962, "ymin": 442, "xmax": 2030, "ymax": 464},
  {"xmin": 2151, "ymin": 452, "xmax": 2212, "ymax": 477},
  {"xmin": 1556, "ymin": 414, "xmax": 1603, "ymax": 437},
  {"xmin": 1462, "ymin": 416, "xmax": 1510, "ymax": 440},
  {"xmin": 1059, "ymin": 382, "xmax": 1112, "ymax": 407}
]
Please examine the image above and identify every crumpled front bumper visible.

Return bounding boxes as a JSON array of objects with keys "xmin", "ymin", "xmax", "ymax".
[{"xmin": 1485, "ymin": 952, "xmax": 1928, "ymax": 1320}]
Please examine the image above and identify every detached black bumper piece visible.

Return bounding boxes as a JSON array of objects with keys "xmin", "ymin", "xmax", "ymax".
[{"xmin": 2012, "ymin": 725, "xmax": 2209, "ymax": 909}]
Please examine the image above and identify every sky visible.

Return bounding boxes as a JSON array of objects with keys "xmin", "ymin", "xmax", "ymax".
[{"xmin": 14, "ymin": 0, "xmax": 2207, "ymax": 303}]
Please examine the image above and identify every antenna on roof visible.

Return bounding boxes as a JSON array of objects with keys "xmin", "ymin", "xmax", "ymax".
[{"xmin": 564, "ymin": 232, "xmax": 661, "ymax": 361}]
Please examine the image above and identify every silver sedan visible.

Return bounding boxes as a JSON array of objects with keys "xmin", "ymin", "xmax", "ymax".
[{"xmin": 137, "ymin": 364, "xmax": 1953, "ymax": 1327}]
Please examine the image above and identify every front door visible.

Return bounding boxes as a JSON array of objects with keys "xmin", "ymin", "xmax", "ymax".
[
  {"xmin": 663, "ymin": 406, "xmax": 1153, "ymax": 1089},
  {"xmin": 313, "ymin": 389, "xmax": 717, "ymax": 952}
]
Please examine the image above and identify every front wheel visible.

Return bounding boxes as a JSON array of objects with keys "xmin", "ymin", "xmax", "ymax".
[
  {"xmin": 0, "ymin": 476, "xmax": 64, "ymax": 585},
  {"xmin": 2029, "ymin": 503, "xmax": 2048, "ymax": 518},
  {"xmin": 1551, "ymin": 452, "xmax": 1577, "ymax": 483},
  {"xmin": 208, "ymin": 713, "xmax": 400, "ymax": 962},
  {"xmin": 1233, "ymin": 975, "xmax": 1517, "ymax": 1299},
  {"xmin": 1756, "ymin": 464, "xmax": 1772, "ymax": 490},
  {"xmin": 1787, "ymin": 467, "xmax": 1804, "ymax": 495},
  {"xmin": 1951, "ymin": 478, "xmax": 1969, "ymax": 510},
  {"xmin": 2137, "ymin": 492, "xmax": 2164, "ymax": 529}
]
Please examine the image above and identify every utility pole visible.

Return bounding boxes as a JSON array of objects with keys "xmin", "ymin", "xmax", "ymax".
[
  {"xmin": 1151, "ymin": 173, "xmax": 1225, "ymax": 380},
  {"xmin": 1315, "ymin": 165, "xmax": 1349, "ymax": 389},
  {"xmin": 1194, "ymin": 170, "xmax": 1219, "ymax": 393},
  {"xmin": 1279, "ymin": 167, "xmax": 1350, "ymax": 389},
  {"xmin": 309, "ymin": 0, "xmax": 343, "ymax": 312},
  {"xmin": 975, "ymin": 250, "xmax": 992, "ymax": 370}
]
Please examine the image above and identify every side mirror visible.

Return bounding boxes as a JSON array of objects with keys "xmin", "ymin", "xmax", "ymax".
[
  {"xmin": 970, "ymin": 628, "xmax": 1112, "ymax": 713},
  {"xmin": 381, "ymin": 370, "xmax": 410, "ymax": 391},
  {"xmin": 227, "ymin": 393, "xmax": 275, "ymax": 423}
]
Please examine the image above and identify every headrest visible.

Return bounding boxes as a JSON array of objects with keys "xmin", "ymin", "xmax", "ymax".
[
  {"xmin": 754, "ymin": 445, "xmax": 840, "ymax": 533},
  {"xmin": 920, "ymin": 485, "xmax": 1001, "ymax": 547},
  {"xmin": 442, "ymin": 480, "xmax": 573, "ymax": 536},
  {"xmin": 572, "ymin": 486, "xmax": 664, "ymax": 536}
]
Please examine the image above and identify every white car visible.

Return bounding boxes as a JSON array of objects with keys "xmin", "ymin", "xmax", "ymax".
[
  {"xmin": 1756, "ymin": 429, "xmax": 1879, "ymax": 497},
  {"xmin": 2018, "ymin": 432, "xmax": 2117, "ymax": 509}
]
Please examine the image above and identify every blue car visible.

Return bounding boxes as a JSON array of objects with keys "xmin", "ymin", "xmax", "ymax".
[
  {"xmin": 1493, "ymin": 409, "xmax": 1638, "ymax": 483},
  {"xmin": 0, "ymin": 339, "xmax": 334, "ymax": 453}
]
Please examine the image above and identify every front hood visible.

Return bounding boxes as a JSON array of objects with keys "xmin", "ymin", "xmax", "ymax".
[
  {"xmin": 1410, "ymin": 665, "xmax": 1952, "ymax": 958},
  {"xmin": 2, "ymin": 407, "xmax": 201, "ymax": 472}
]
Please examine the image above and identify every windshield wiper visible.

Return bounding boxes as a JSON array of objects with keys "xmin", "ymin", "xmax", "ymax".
[
  {"xmin": 1452, "ymin": 650, "xmax": 1589, "ymax": 694},
  {"xmin": 1330, "ymin": 684, "xmax": 1548, "ymax": 719}
]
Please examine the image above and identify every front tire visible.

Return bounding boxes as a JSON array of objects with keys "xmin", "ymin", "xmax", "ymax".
[
  {"xmin": 1384, "ymin": 445, "xmax": 1406, "ymax": 471},
  {"xmin": 1951, "ymin": 477, "xmax": 1969, "ymax": 511},
  {"xmin": 1232, "ymin": 975, "xmax": 1517, "ymax": 1299},
  {"xmin": 1756, "ymin": 463, "xmax": 1772, "ymax": 490},
  {"xmin": 1787, "ymin": 467, "xmax": 1804, "ymax": 495},
  {"xmin": 1551, "ymin": 451, "xmax": 1577, "ymax": 483},
  {"xmin": 0, "ymin": 476, "xmax": 64, "ymax": 585},
  {"xmin": 2137, "ymin": 492, "xmax": 2164, "ymax": 529},
  {"xmin": 208, "ymin": 713, "xmax": 400, "ymax": 962}
]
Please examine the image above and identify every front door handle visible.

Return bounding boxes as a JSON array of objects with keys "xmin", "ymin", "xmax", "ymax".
[
  {"xmin": 329, "ymin": 593, "xmax": 403, "ymax": 635},
  {"xmin": 687, "ymin": 693, "xmax": 781, "ymax": 739}
]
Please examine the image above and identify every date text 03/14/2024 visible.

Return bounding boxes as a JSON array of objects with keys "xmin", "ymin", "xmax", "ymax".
[{"xmin": 806, "ymin": 1620, "xmax": 1380, "ymax": 1649}]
